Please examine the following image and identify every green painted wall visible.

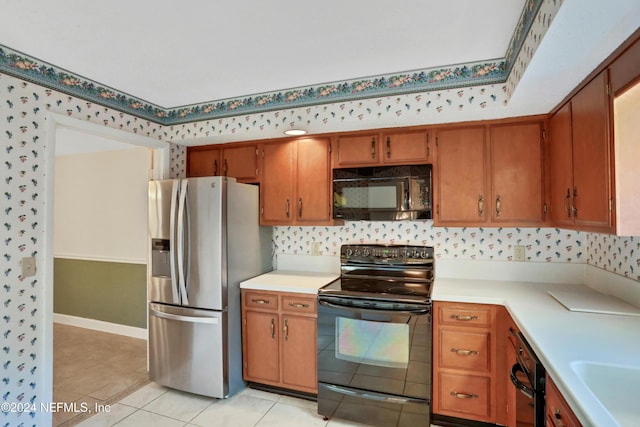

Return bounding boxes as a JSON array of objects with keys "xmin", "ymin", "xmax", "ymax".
[{"xmin": 54, "ymin": 258, "xmax": 147, "ymax": 328}]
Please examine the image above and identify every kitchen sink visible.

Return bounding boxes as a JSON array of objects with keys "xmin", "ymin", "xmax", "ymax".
[{"xmin": 571, "ymin": 361, "xmax": 640, "ymax": 427}]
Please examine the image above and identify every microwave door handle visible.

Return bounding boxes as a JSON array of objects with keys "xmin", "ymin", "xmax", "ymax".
[
  {"xmin": 168, "ymin": 180, "xmax": 180, "ymax": 305},
  {"xmin": 404, "ymin": 178, "xmax": 410, "ymax": 210}
]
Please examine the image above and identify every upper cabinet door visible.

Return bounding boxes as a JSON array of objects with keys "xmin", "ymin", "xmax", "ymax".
[
  {"xmin": 296, "ymin": 138, "xmax": 331, "ymax": 223},
  {"xmin": 333, "ymin": 134, "xmax": 380, "ymax": 167},
  {"xmin": 490, "ymin": 122, "xmax": 545, "ymax": 225},
  {"xmin": 261, "ymin": 141, "xmax": 294, "ymax": 225},
  {"xmin": 434, "ymin": 126, "xmax": 488, "ymax": 226},
  {"xmin": 549, "ymin": 103, "xmax": 575, "ymax": 227},
  {"xmin": 382, "ymin": 131, "xmax": 431, "ymax": 164},
  {"xmin": 187, "ymin": 147, "xmax": 221, "ymax": 177},
  {"xmin": 222, "ymin": 144, "xmax": 261, "ymax": 183},
  {"xmin": 570, "ymin": 70, "xmax": 613, "ymax": 232}
]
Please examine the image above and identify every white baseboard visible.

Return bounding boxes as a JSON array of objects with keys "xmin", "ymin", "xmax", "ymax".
[{"xmin": 54, "ymin": 313, "xmax": 147, "ymax": 340}]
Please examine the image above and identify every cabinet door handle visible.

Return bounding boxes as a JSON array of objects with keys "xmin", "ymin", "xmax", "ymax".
[
  {"xmin": 426, "ymin": 134, "xmax": 430, "ymax": 158},
  {"xmin": 449, "ymin": 314, "xmax": 479, "ymax": 321},
  {"xmin": 572, "ymin": 186, "xmax": 578, "ymax": 218},
  {"xmin": 270, "ymin": 318, "xmax": 275, "ymax": 339},
  {"xmin": 450, "ymin": 391, "xmax": 479, "ymax": 399},
  {"xmin": 386, "ymin": 136, "xmax": 391, "ymax": 158},
  {"xmin": 564, "ymin": 188, "xmax": 571, "ymax": 218},
  {"xmin": 478, "ymin": 195, "xmax": 484, "ymax": 217},
  {"xmin": 288, "ymin": 302, "xmax": 309, "ymax": 309},
  {"xmin": 283, "ymin": 319, "xmax": 289, "ymax": 341},
  {"xmin": 450, "ymin": 348, "xmax": 479, "ymax": 356},
  {"xmin": 214, "ymin": 160, "xmax": 218, "ymax": 176},
  {"xmin": 495, "ymin": 195, "xmax": 502, "ymax": 218},
  {"xmin": 251, "ymin": 298, "xmax": 270, "ymax": 305},
  {"xmin": 223, "ymin": 158, "xmax": 228, "ymax": 175},
  {"xmin": 298, "ymin": 197, "xmax": 302, "ymax": 218},
  {"xmin": 371, "ymin": 137, "xmax": 376, "ymax": 159},
  {"xmin": 285, "ymin": 198, "xmax": 290, "ymax": 217}
]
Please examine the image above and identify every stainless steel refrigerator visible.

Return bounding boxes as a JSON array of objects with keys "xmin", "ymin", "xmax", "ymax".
[{"xmin": 147, "ymin": 176, "xmax": 271, "ymax": 398}]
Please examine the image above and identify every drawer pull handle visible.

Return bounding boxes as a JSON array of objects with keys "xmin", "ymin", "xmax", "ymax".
[
  {"xmin": 251, "ymin": 298, "xmax": 270, "ymax": 305},
  {"xmin": 450, "ymin": 391, "xmax": 479, "ymax": 399},
  {"xmin": 283, "ymin": 319, "xmax": 289, "ymax": 341},
  {"xmin": 449, "ymin": 314, "xmax": 479, "ymax": 321},
  {"xmin": 288, "ymin": 302, "xmax": 309, "ymax": 309},
  {"xmin": 450, "ymin": 348, "xmax": 479, "ymax": 356},
  {"xmin": 552, "ymin": 408, "xmax": 566, "ymax": 427}
]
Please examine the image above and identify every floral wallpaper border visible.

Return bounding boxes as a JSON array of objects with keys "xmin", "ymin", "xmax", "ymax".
[{"xmin": 0, "ymin": 0, "xmax": 545, "ymax": 126}]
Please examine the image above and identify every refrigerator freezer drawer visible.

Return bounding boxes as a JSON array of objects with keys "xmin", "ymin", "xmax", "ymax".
[{"xmin": 149, "ymin": 303, "xmax": 227, "ymax": 398}]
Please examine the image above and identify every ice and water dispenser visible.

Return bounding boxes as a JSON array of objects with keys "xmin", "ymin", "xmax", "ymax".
[{"xmin": 151, "ymin": 239, "xmax": 171, "ymax": 278}]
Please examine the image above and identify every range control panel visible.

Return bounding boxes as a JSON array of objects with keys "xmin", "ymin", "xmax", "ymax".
[{"xmin": 340, "ymin": 244, "xmax": 434, "ymax": 264}]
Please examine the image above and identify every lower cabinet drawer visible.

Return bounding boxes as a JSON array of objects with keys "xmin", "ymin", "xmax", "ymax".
[
  {"xmin": 438, "ymin": 373, "xmax": 491, "ymax": 419},
  {"xmin": 439, "ymin": 329, "xmax": 490, "ymax": 372}
]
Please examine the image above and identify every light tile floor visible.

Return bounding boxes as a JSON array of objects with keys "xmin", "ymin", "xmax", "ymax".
[{"xmin": 77, "ymin": 383, "xmax": 376, "ymax": 427}]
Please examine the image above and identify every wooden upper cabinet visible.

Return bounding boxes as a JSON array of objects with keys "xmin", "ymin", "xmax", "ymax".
[
  {"xmin": 187, "ymin": 146, "xmax": 221, "ymax": 177},
  {"xmin": 222, "ymin": 143, "xmax": 261, "ymax": 183},
  {"xmin": 435, "ymin": 120, "xmax": 546, "ymax": 227},
  {"xmin": 434, "ymin": 126, "xmax": 488, "ymax": 226},
  {"xmin": 381, "ymin": 130, "xmax": 431, "ymax": 164},
  {"xmin": 333, "ymin": 131, "xmax": 432, "ymax": 167},
  {"xmin": 549, "ymin": 103, "xmax": 575, "ymax": 227},
  {"xmin": 569, "ymin": 70, "xmax": 613, "ymax": 232},
  {"xmin": 490, "ymin": 121, "xmax": 545, "ymax": 225},
  {"xmin": 296, "ymin": 138, "xmax": 331, "ymax": 223},
  {"xmin": 333, "ymin": 133, "xmax": 379, "ymax": 167},
  {"xmin": 261, "ymin": 137, "xmax": 332, "ymax": 226},
  {"xmin": 261, "ymin": 141, "xmax": 295, "ymax": 224}
]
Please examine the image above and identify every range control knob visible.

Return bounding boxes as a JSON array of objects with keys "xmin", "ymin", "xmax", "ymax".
[
  {"xmin": 362, "ymin": 248, "xmax": 371, "ymax": 257},
  {"xmin": 420, "ymin": 250, "xmax": 429, "ymax": 258},
  {"xmin": 354, "ymin": 248, "xmax": 361, "ymax": 256},
  {"xmin": 346, "ymin": 248, "xmax": 353, "ymax": 256}
]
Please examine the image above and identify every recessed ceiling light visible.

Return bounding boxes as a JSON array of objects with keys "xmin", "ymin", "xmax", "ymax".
[{"xmin": 284, "ymin": 129, "xmax": 307, "ymax": 136}]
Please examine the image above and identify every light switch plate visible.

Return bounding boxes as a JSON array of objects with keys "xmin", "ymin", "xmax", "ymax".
[
  {"xmin": 311, "ymin": 242, "xmax": 321, "ymax": 255},
  {"xmin": 20, "ymin": 256, "xmax": 36, "ymax": 277}
]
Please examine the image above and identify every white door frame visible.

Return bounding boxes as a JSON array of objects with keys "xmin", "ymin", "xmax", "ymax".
[{"xmin": 40, "ymin": 112, "xmax": 169, "ymax": 426}]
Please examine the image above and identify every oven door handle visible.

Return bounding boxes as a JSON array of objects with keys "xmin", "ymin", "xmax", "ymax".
[
  {"xmin": 510, "ymin": 363, "xmax": 535, "ymax": 399},
  {"xmin": 318, "ymin": 298, "xmax": 430, "ymax": 315},
  {"xmin": 320, "ymin": 383, "xmax": 427, "ymax": 405}
]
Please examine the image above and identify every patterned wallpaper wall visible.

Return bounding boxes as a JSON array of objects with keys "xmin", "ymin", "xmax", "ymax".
[
  {"xmin": 273, "ymin": 222, "xmax": 640, "ymax": 281},
  {"xmin": 0, "ymin": 74, "xmax": 182, "ymax": 425}
]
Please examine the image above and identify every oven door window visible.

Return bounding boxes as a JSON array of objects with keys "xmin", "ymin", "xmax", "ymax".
[{"xmin": 336, "ymin": 317, "xmax": 409, "ymax": 368}]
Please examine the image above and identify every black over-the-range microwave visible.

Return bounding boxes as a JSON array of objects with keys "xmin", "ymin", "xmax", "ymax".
[{"xmin": 332, "ymin": 164, "xmax": 432, "ymax": 221}]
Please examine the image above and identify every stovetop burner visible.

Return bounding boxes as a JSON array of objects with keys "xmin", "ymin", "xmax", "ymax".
[{"xmin": 319, "ymin": 244, "xmax": 435, "ymax": 303}]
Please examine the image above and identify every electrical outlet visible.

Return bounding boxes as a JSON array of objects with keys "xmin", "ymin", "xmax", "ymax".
[
  {"xmin": 20, "ymin": 256, "xmax": 36, "ymax": 277},
  {"xmin": 514, "ymin": 245, "xmax": 526, "ymax": 262},
  {"xmin": 311, "ymin": 242, "xmax": 321, "ymax": 255}
]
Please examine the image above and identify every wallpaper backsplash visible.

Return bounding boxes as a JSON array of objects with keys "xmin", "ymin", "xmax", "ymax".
[{"xmin": 273, "ymin": 222, "xmax": 640, "ymax": 280}]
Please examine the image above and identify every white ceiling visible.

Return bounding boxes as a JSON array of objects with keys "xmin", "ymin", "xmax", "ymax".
[{"xmin": 1, "ymin": 0, "xmax": 639, "ymax": 122}]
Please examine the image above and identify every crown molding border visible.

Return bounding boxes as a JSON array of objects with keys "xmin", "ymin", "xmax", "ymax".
[{"xmin": 0, "ymin": 0, "xmax": 544, "ymax": 126}]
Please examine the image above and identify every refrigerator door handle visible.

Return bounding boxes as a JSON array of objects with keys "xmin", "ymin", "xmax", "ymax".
[
  {"xmin": 168, "ymin": 180, "xmax": 180, "ymax": 304},
  {"xmin": 149, "ymin": 308, "xmax": 219, "ymax": 325},
  {"xmin": 177, "ymin": 179, "xmax": 189, "ymax": 306}
]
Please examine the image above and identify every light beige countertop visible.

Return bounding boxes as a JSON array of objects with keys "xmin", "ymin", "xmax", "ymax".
[
  {"xmin": 240, "ymin": 270, "xmax": 339, "ymax": 294},
  {"xmin": 433, "ymin": 262, "xmax": 640, "ymax": 427}
]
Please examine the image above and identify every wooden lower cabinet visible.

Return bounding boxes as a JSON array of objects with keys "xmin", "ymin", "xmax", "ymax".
[
  {"xmin": 241, "ymin": 289, "xmax": 317, "ymax": 394},
  {"xmin": 432, "ymin": 301, "xmax": 505, "ymax": 424},
  {"xmin": 546, "ymin": 374, "xmax": 583, "ymax": 427}
]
